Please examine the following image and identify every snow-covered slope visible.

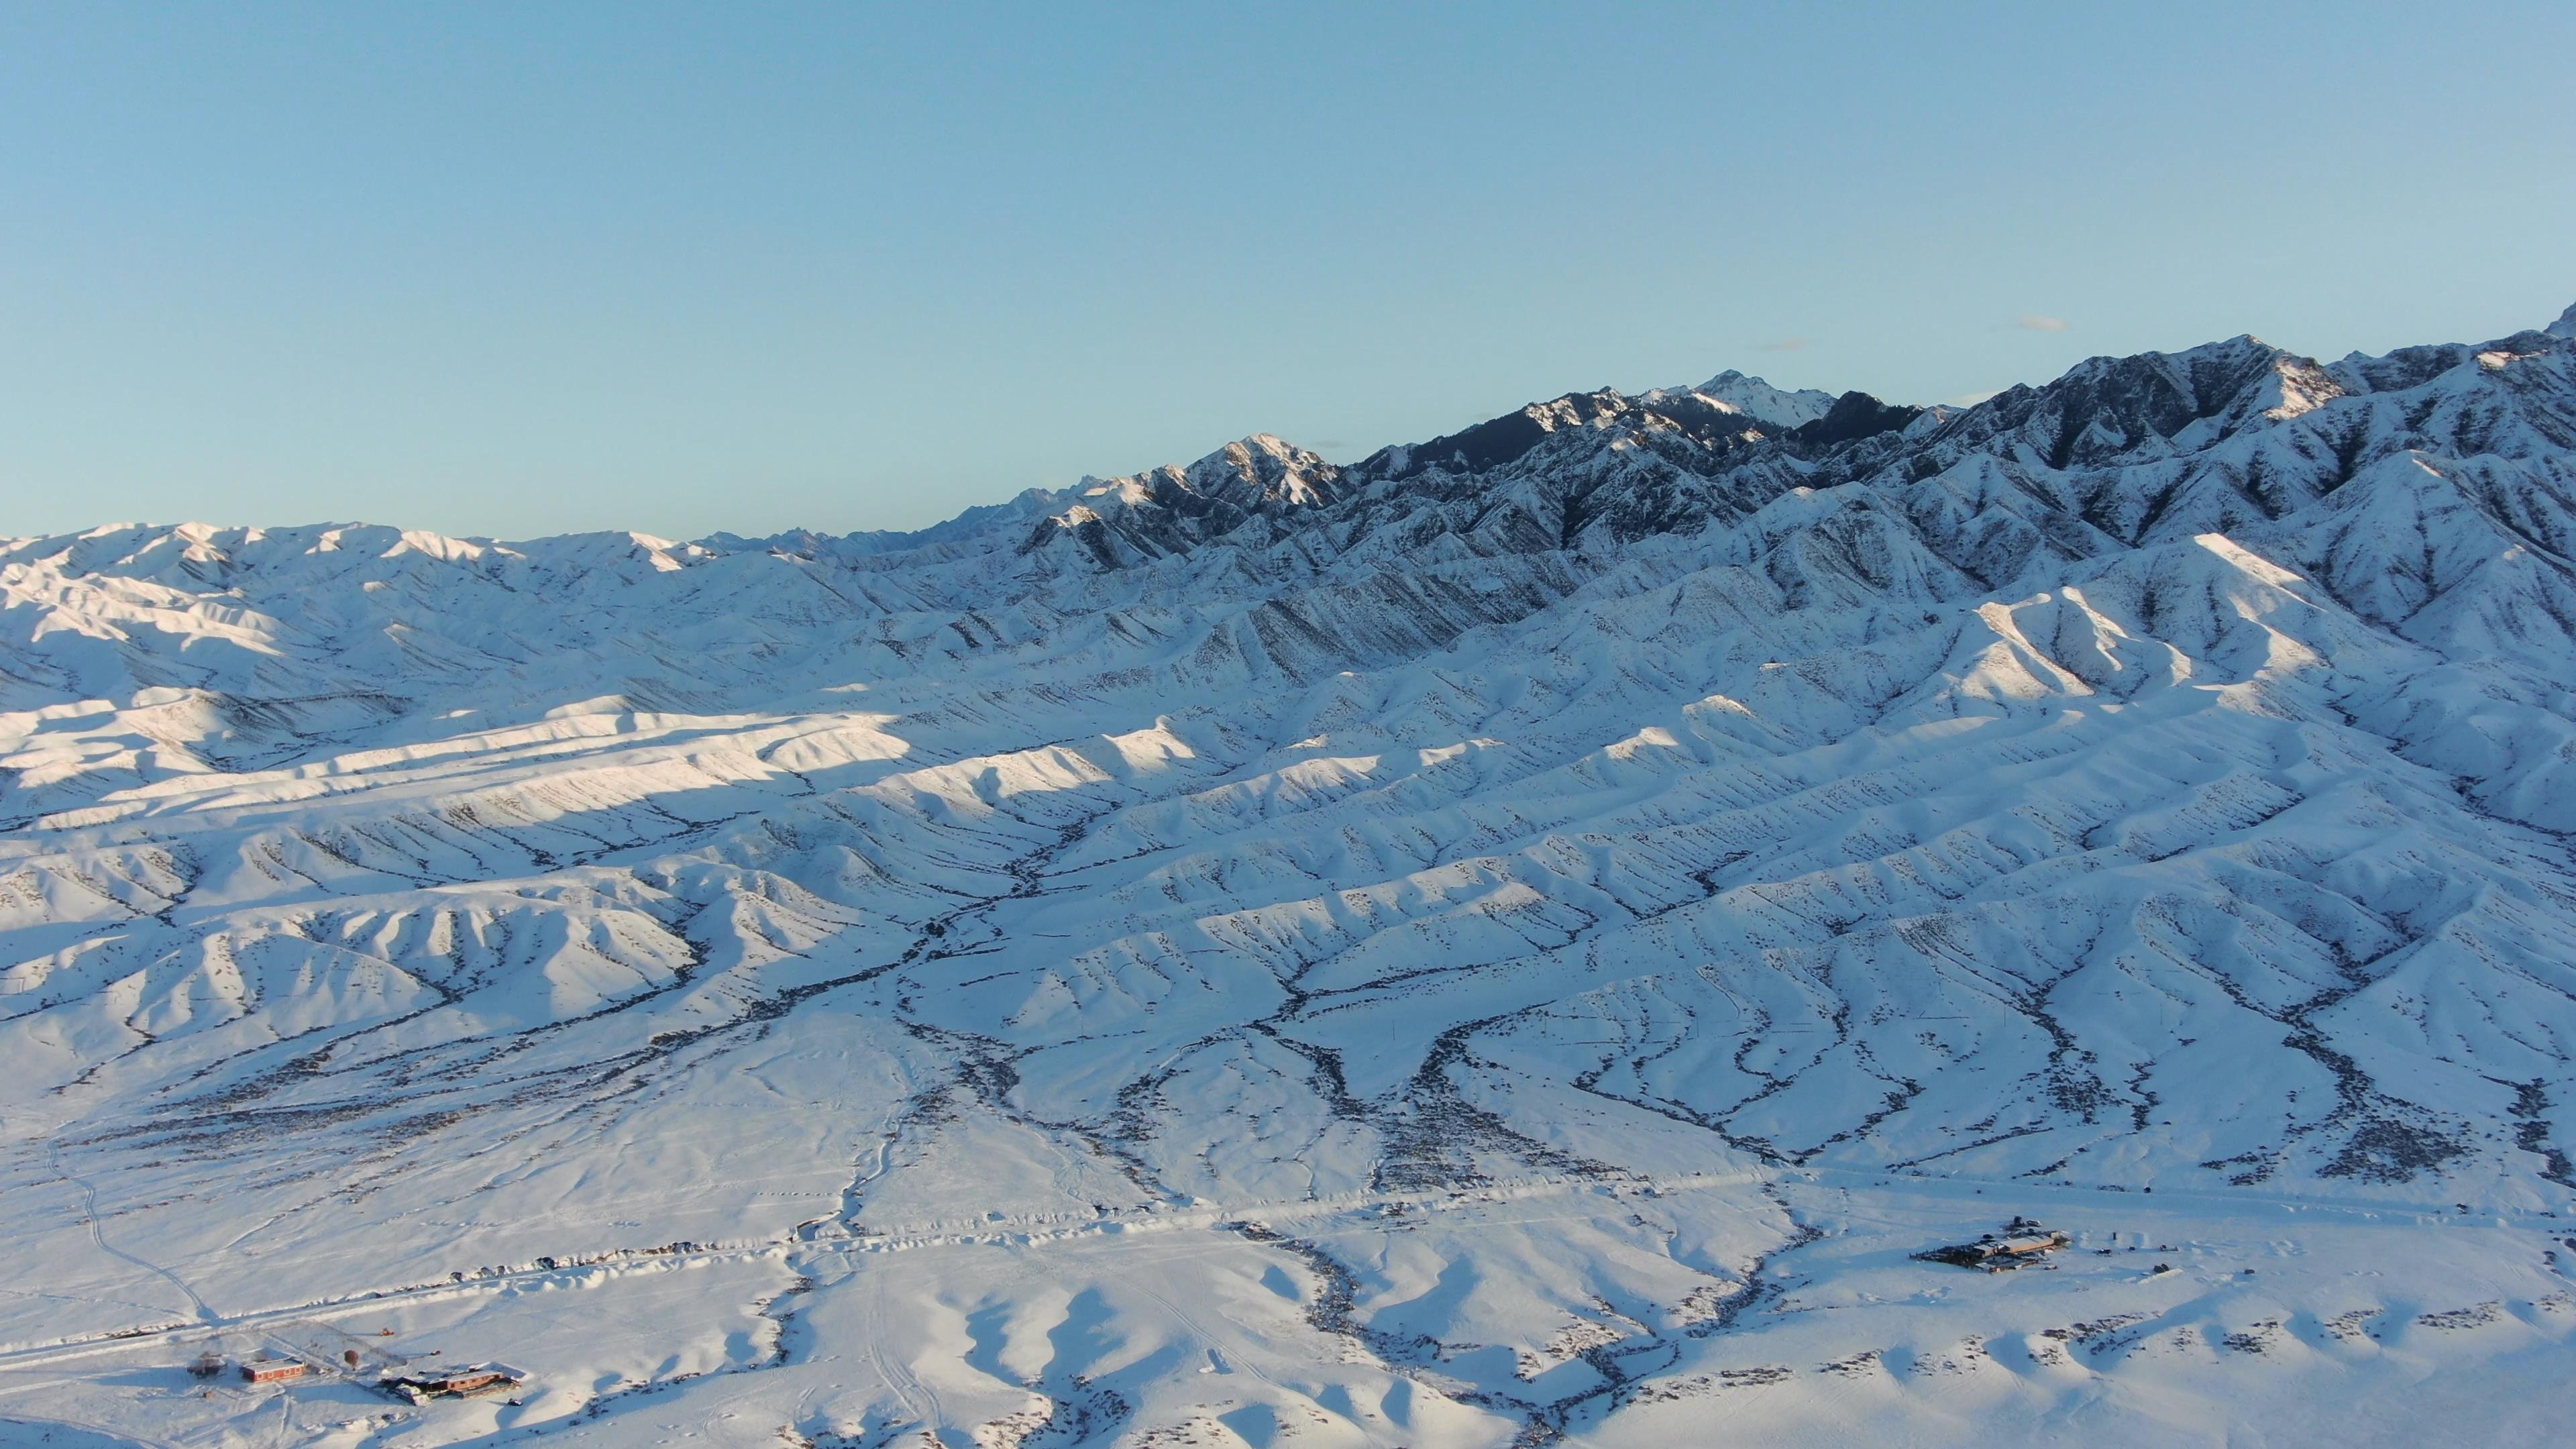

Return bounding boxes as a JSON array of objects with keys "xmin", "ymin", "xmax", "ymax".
[
  {"xmin": 6, "ymin": 308, "xmax": 2576, "ymax": 1448},
  {"xmin": 1690, "ymin": 368, "xmax": 1840, "ymax": 429}
]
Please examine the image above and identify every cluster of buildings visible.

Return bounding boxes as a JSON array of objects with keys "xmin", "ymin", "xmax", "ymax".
[{"xmin": 188, "ymin": 1346, "xmax": 527, "ymax": 1402}]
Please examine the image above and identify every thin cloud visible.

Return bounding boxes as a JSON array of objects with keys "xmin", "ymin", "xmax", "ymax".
[
  {"xmin": 2015, "ymin": 314, "xmax": 2070, "ymax": 332},
  {"xmin": 1947, "ymin": 389, "xmax": 2002, "ymax": 407},
  {"xmin": 1758, "ymin": 337, "xmax": 1812, "ymax": 352}
]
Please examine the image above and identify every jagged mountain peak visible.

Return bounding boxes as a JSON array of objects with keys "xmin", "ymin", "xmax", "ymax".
[
  {"xmin": 1352, "ymin": 386, "xmax": 1739, "ymax": 483},
  {"xmin": 1691, "ymin": 368, "xmax": 1841, "ymax": 428},
  {"xmin": 1014, "ymin": 434, "xmax": 1348, "ymax": 570},
  {"xmin": 2547, "ymin": 299, "xmax": 2576, "ymax": 339},
  {"xmin": 1195, "ymin": 432, "xmax": 1340, "ymax": 504},
  {"xmin": 1917, "ymin": 334, "xmax": 2347, "ymax": 472}
]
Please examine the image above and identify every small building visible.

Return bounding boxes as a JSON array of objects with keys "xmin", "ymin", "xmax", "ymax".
[
  {"xmin": 380, "ymin": 1361, "xmax": 528, "ymax": 1404},
  {"xmin": 1914, "ymin": 1220, "xmax": 2072, "ymax": 1272},
  {"xmin": 1990, "ymin": 1231, "xmax": 2070, "ymax": 1259},
  {"xmin": 241, "ymin": 1359, "xmax": 309, "ymax": 1384}
]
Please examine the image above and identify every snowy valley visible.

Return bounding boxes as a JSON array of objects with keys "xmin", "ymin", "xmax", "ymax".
[{"xmin": 6, "ymin": 304, "xmax": 2576, "ymax": 1446}]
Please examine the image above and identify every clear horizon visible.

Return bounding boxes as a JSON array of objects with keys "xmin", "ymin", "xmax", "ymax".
[{"xmin": 5, "ymin": 1, "xmax": 2571, "ymax": 542}]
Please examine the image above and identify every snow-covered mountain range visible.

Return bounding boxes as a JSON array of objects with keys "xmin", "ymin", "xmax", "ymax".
[{"xmin": 7, "ymin": 304, "xmax": 2576, "ymax": 1448}]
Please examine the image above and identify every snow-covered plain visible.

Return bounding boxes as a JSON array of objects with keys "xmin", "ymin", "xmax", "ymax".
[{"xmin": 6, "ymin": 307, "xmax": 2576, "ymax": 1446}]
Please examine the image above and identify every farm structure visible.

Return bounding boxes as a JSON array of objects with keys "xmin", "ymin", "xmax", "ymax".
[
  {"xmin": 380, "ymin": 1361, "xmax": 528, "ymax": 1404},
  {"xmin": 1913, "ymin": 1218, "xmax": 2073, "ymax": 1272}
]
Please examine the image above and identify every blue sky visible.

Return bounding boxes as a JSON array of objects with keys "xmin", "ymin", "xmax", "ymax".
[{"xmin": 5, "ymin": 2, "xmax": 2571, "ymax": 541}]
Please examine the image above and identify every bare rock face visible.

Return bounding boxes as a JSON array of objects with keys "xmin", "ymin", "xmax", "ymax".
[{"xmin": 6, "ymin": 307, "xmax": 2576, "ymax": 1446}]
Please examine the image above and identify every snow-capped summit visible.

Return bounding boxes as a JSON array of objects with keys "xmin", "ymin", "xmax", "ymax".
[
  {"xmin": 2548, "ymin": 298, "xmax": 2576, "ymax": 339},
  {"xmin": 1690, "ymin": 367, "xmax": 1840, "ymax": 428}
]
